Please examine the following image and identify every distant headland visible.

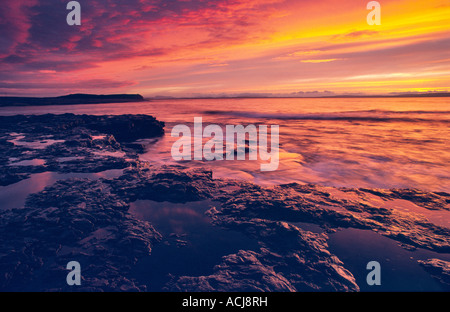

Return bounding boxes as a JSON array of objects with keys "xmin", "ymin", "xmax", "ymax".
[{"xmin": 0, "ymin": 93, "xmax": 145, "ymax": 107}]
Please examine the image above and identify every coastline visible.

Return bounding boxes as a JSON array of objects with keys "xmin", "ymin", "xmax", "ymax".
[
  {"xmin": 0, "ymin": 113, "xmax": 449, "ymax": 291},
  {"xmin": 1, "ymin": 92, "xmax": 450, "ymax": 108},
  {"xmin": 0, "ymin": 94, "xmax": 146, "ymax": 107}
]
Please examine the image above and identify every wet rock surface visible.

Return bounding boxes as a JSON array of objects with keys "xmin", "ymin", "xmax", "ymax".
[
  {"xmin": 1, "ymin": 178, "xmax": 161, "ymax": 291},
  {"xmin": 418, "ymin": 259, "xmax": 450, "ymax": 289},
  {"xmin": 0, "ymin": 114, "xmax": 449, "ymax": 291},
  {"xmin": 168, "ymin": 223, "xmax": 359, "ymax": 292},
  {"xmin": 210, "ymin": 183, "xmax": 450, "ymax": 253},
  {"xmin": 0, "ymin": 114, "xmax": 164, "ymax": 186}
]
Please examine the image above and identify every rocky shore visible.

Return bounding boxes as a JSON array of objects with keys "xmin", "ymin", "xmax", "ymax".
[
  {"xmin": 0, "ymin": 113, "xmax": 164, "ymax": 186},
  {"xmin": 0, "ymin": 114, "xmax": 449, "ymax": 291}
]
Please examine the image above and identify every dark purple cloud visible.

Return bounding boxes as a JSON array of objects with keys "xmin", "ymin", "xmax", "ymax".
[
  {"xmin": 1, "ymin": 0, "xmax": 282, "ymax": 95},
  {"xmin": 1, "ymin": 0, "xmax": 271, "ymax": 67}
]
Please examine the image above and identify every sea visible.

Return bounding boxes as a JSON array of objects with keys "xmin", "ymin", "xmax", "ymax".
[
  {"xmin": 0, "ymin": 97, "xmax": 449, "ymax": 192},
  {"xmin": 1, "ymin": 97, "xmax": 450, "ymax": 291}
]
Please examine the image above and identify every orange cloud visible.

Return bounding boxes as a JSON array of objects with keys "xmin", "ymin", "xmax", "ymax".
[
  {"xmin": 300, "ymin": 59, "xmax": 344, "ymax": 63},
  {"xmin": 1, "ymin": 0, "xmax": 449, "ymax": 96}
]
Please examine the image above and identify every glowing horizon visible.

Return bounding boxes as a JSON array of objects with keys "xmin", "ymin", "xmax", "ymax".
[{"xmin": 1, "ymin": 0, "xmax": 449, "ymax": 97}]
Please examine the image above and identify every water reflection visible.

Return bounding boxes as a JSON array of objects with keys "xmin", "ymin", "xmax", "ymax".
[
  {"xmin": 328, "ymin": 227, "xmax": 450, "ymax": 291},
  {"xmin": 129, "ymin": 200, "xmax": 260, "ymax": 291},
  {"xmin": 0, "ymin": 170, "xmax": 124, "ymax": 210},
  {"xmin": 0, "ymin": 97, "xmax": 448, "ymax": 191}
]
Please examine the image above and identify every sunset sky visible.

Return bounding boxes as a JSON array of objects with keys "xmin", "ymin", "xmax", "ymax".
[{"xmin": 1, "ymin": 0, "xmax": 450, "ymax": 97}]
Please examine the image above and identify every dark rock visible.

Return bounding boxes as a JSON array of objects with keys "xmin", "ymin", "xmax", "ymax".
[
  {"xmin": 169, "ymin": 220, "xmax": 360, "ymax": 292},
  {"xmin": 0, "ymin": 171, "xmax": 29, "ymax": 186},
  {"xmin": 0, "ymin": 114, "xmax": 164, "ymax": 143},
  {"xmin": 0, "ymin": 114, "xmax": 164, "ymax": 185},
  {"xmin": 0, "ymin": 178, "xmax": 162, "ymax": 291},
  {"xmin": 418, "ymin": 259, "xmax": 450, "ymax": 289},
  {"xmin": 111, "ymin": 166, "xmax": 216, "ymax": 203}
]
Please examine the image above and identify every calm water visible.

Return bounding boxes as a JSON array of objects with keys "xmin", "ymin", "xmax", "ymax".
[
  {"xmin": 1, "ymin": 97, "xmax": 448, "ymax": 192},
  {"xmin": 0, "ymin": 170, "xmax": 124, "ymax": 210},
  {"xmin": 129, "ymin": 200, "xmax": 260, "ymax": 290},
  {"xmin": 328, "ymin": 227, "xmax": 450, "ymax": 291}
]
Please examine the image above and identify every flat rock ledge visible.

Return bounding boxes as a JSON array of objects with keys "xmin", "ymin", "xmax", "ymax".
[
  {"xmin": 0, "ymin": 114, "xmax": 449, "ymax": 291},
  {"xmin": 0, "ymin": 113, "xmax": 164, "ymax": 186}
]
